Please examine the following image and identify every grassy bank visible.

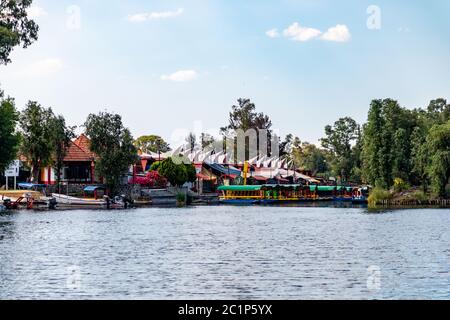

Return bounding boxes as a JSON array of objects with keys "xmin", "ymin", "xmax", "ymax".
[{"xmin": 368, "ymin": 186, "xmax": 450, "ymax": 208}]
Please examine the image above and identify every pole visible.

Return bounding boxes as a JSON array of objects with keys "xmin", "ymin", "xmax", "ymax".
[{"xmin": 5, "ymin": 176, "xmax": 8, "ymax": 190}]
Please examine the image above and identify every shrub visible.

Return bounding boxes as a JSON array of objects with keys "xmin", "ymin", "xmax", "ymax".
[
  {"xmin": 393, "ymin": 178, "xmax": 410, "ymax": 193},
  {"xmin": 408, "ymin": 190, "xmax": 428, "ymax": 202},
  {"xmin": 176, "ymin": 192, "xmax": 186, "ymax": 206},
  {"xmin": 131, "ymin": 170, "xmax": 167, "ymax": 188},
  {"xmin": 368, "ymin": 187, "xmax": 392, "ymax": 206}
]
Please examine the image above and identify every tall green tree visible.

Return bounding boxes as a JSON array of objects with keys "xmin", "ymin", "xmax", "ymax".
[
  {"xmin": 0, "ymin": 89, "xmax": 19, "ymax": 173},
  {"xmin": 134, "ymin": 135, "xmax": 171, "ymax": 155},
  {"xmin": 426, "ymin": 98, "xmax": 450, "ymax": 125},
  {"xmin": 321, "ymin": 117, "xmax": 360, "ymax": 182},
  {"xmin": 293, "ymin": 140, "xmax": 329, "ymax": 176},
  {"xmin": 221, "ymin": 98, "xmax": 273, "ymax": 160},
  {"xmin": 50, "ymin": 115, "xmax": 75, "ymax": 193},
  {"xmin": 19, "ymin": 101, "xmax": 56, "ymax": 182},
  {"xmin": 0, "ymin": 0, "xmax": 39, "ymax": 65},
  {"xmin": 427, "ymin": 120, "xmax": 450, "ymax": 197},
  {"xmin": 411, "ymin": 125, "xmax": 430, "ymax": 192},
  {"xmin": 221, "ymin": 98, "xmax": 272, "ymax": 133},
  {"xmin": 200, "ymin": 132, "xmax": 215, "ymax": 150},
  {"xmin": 84, "ymin": 111, "xmax": 138, "ymax": 194},
  {"xmin": 185, "ymin": 132, "xmax": 196, "ymax": 150},
  {"xmin": 362, "ymin": 99, "xmax": 418, "ymax": 187}
]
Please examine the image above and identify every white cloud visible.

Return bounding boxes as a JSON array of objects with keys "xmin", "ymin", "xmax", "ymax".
[
  {"xmin": 266, "ymin": 28, "xmax": 280, "ymax": 38},
  {"xmin": 127, "ymin": 8, "xmax": 184, "ymax": 22},
  {"xmin": 17, "ymin": 59, "xmax": 63, "ymax": 77},
  {"xmin": 321, "ymin": 24, "xmax": 351, "ymax": 42},
  {"xmin": 161, "ymin": 70, "xmax": 198, "ymax": 82},
  {"xmin": 282, "ymin": 22, "xmax": 322, "ymax": 42},
  {"xmin": 27, "ymin": 6, "xmax": 48, "ymax": 19}
]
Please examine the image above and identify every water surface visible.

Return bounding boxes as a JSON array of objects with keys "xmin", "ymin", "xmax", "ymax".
[{"xmin": 1, "ymin": 206, "xmax": 450, "ymax": 299}]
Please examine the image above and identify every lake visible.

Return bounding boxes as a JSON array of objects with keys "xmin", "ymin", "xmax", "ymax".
[{"xmin": 1, "ymin": 206, "xmax": 450, "ymax": 299}]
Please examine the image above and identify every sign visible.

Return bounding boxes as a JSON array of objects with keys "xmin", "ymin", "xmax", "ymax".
[{"xmin": 4, "ymin": 160, "xmax": 20, "ymax": 177}]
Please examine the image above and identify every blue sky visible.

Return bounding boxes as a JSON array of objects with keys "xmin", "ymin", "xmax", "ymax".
[{"xmin": 1, "ymin": 0, "xmax": 450, "ymax": 146}]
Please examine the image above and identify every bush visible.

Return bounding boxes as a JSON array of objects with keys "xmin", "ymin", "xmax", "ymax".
[
  {"xmin": 131, "ymin": 170, "xmax": 167, "ymax": 188},
  {"xmin": 176, "ymin": 192, "xmax": 186, "ymax": 206},
  {"xmin": 368, "ymin": 187, "xmax": 392, "ymax": 206},
  {"xmin": 393, "ymin": 178, "xmax": 410, "ymax": 193},
  {"xmin": 408, "ymin": 190, "xmax": 428, "ymax": 202}
]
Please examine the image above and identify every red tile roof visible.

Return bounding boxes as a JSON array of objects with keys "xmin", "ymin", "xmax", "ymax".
[
  {"xmin": 64, "ymin": 141, "xmax": 94, "ymax": 162},
  {"xmin": 73, "ymin": 134, "xmax": 95, "ymax": 157}
]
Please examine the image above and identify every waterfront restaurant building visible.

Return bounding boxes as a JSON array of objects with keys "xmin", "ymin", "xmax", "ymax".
[{"xmin": 38, "ymin": 134, "xmax": 99, "ymax": 185}]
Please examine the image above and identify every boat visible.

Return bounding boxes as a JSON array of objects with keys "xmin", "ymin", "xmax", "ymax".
[
  {"xmin": 218, "ymin": 184, "xmax": 370, "ymax": 205},
  {"xmin": 218, "ymin": 184, "xmax": 316, "ymax": 205},
  {"xmin": 351, "ymin": 186, "xmax": 370, "ymax": 204},
  {"xmin": 51, "ymin": 193, "xmax": 106, "ymax": 206},
  {"xmin": 51, "ymin": 193, "xmax": 130, "ymax": 209}
]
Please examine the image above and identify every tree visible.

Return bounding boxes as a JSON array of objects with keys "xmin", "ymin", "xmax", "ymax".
[
  {"xmin": 291, "ymin": 139, "xmax": 329, "ymax": 176},
  {"xmin": 0, "ymin": 0, "xmax": 39, "ymax": 65},
  {"xmin": 19, "ymin": 101, "xmax": 56, "ymax": 182},
  {"xmin": 427, "ymin": 98, "xmax": 450, "ymax": 125},
  {"xmin": 200, "ymin": 132, "xmax": 215, "ymax": 150},
  {"xmin": 221, "ymin": 98, "xmax": 273, "ymax": 160},
  {"xmin": 84, "ymin": 111, "xmax": 138, "ymax": 194},
  {"xmin": 134, "ymin": 135, "xmax": 171, "ymax": 155},
  {"xmin": 321, "ymin": 117, "xmax": 359, "ymax": 182},
  {"xmin": 185, "ymin": 132, "xmax": 196, "ymax": 150},
  {"xmin": 427, "ymin": 120, "xmax": 450, "ymax": 197},
  {"xmin": 411, "ymin": 126, "xmax": 430, "ymax": 192},
  {"xmin": 157, "ymin": 157, "xmax": 196, "ymax": 187},
  {"xmin": 362, "ymin": 99, "xmax": 419, "ymax": 187},
  {"xmin": 221, "ymin": 98, "xmax": 272, "ymax": 133},
  {"xmin": 361, "ymin": 100, "xmax": 384, "ymax": 186},
  {"xmin": 280, "ymin": 134, "xmax": 294, "ymax": 158},
  {"xmin": 0, "ymin": 89, "xmax": 19, "ymax": 173},
  {"xmin": 50, "ymin": 115, "xmax": 75, "ymax": 193}
]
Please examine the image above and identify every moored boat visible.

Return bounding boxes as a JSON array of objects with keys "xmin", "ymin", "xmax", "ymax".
[
  {"xmin": 218, "ymin": 184, "xmax": 316, "ymax": 205},
  {"xmin": 51, "ymin": 193, "xmax": 106, "ymax": 206},
  {"xmin": 51, "ymin": 193, "xmax": 130, "ymax": 209}
]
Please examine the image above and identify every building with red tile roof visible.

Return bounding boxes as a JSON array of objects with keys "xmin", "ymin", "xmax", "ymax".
[{"xmin": 37, "ymin": 135, "xmax": 98, "ymax": 185}]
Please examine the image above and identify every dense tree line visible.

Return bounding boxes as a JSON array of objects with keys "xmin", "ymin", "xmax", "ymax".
[
  {"xmin": 360, "ymin": 98, "xmax": 450, "ymax": 197},
  {"xmin": 216, "ymin": 97, "xmax": 450, "ymax": 198}
]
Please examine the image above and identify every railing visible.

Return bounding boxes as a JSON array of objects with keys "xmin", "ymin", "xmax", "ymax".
[{"xmin": 376, "ymin": 199, "xmax": 450, "ymax": 207}]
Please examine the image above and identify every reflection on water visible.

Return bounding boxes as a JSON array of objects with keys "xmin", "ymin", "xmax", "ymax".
[{"xmin": 1, "ymin": 206, "xmax": 450, "ymax": 299}]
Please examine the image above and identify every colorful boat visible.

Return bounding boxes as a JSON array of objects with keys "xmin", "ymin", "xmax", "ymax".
[
  {"xmin": 218, "ymin": 184, "xmax": 368, "ymax": 205},
  {"xmin": 218, "ymin": 184, "xmax": 316, "ymax": 205}
]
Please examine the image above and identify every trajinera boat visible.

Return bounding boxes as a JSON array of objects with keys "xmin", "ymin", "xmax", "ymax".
[{"xmin": 218, "ymin": 185, "xmax": 368, "ymax": 205}]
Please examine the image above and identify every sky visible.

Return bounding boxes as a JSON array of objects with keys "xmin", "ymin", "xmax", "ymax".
[{"xmin": 1, "ymin": 0, "xmax": 450, "ymax": 147}]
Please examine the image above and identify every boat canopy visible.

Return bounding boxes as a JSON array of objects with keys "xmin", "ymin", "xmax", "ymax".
[
  {"xmin": 17, "ymin": 183, "xmax": 46, "ymax": 189},
  {"xmin": 309, "ymin": 185, "xmax": 353, "ymax": 192},
  {"xmin": 261, "ymin": 184, "xmax": 302, "ymax": 190},
  {"xmin": 217, "ymin": 185, "xmax": 262, "ymax": 192},
  {"xmin": 218, "ymin": 184, "xmax": 305, "ymax": 192},
  {"xmin": 84, "ymin": 185, "xmax": 106, "ymax": 192}
]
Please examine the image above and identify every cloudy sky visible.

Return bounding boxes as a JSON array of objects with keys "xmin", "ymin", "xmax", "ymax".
[{"xmin": 1, "ymin": 0, "xmax": 450, "ymax": 146}]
